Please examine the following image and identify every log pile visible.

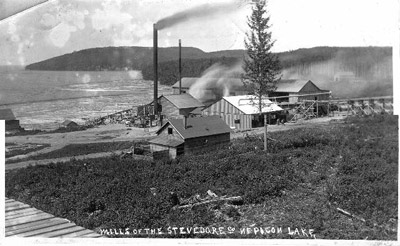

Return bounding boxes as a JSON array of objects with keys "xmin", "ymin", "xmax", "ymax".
[{"xmin": 173, "ymin": 190, "xmax": 243, "ymax": 209}]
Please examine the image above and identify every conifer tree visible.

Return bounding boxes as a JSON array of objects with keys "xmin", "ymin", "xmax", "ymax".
[{"xmin": 242, "ymin": 0, "xmax": 281, "ymax": 151}]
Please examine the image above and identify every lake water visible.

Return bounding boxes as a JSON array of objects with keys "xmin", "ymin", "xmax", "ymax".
[{"xmin": 0, "ymin": 67, "xmax": 172, "ymax": 130}]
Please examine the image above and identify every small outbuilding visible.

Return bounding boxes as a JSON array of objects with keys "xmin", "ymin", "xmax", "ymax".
[
  {"xmin": 61, "ymin": 120, "xmax": 79, "ymax": 129},
  {"xmin": 202, "ymin": 95, "xmax": 283, "ymax": 131},
  {"xmin": 271, "ymin": 79, "xmax": 331, "ymax": 104},
  {"xmin": 149, "ymin": 115, "xmax": 231, "ymax": 159},
  {"xmin": 0, "ymin": 108, "xmax": 20, "ymax": 131}
]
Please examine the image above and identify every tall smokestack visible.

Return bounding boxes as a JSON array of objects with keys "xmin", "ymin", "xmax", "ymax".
[
  {"xmin": 179, "ymin": 39, "xmax": 182, "ymax": 94},
  {"xmin": 153, "ymin": 24, "xmax": 158, "ymax": 116}
]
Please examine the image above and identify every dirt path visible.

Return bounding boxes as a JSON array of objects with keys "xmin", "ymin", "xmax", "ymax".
[
  {"xmin": 5, "ymin": 150, "xmax": 152, "ymax": 171},
  {"xmin": 6, "ymin": 124, "xmax": 158, "ymax": 161},
  {"xmin": 231, "ymin": 115, "xmax": 345, "ymax": 138},
  {"xmin": 5, "ymin": 115, "xmax": 346, "ymax": 170}
]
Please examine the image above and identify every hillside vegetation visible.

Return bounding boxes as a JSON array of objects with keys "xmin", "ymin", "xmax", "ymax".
[
  {"xmin": 25, "ymin": 46, "xmax": 392, "ymax": 85},
  {"xmin": 25, "ymin": 46, "xmax": 240, "ymax": 71},
  {"xmin": 5, "ymin": 115, "xmax": 398, "ymax": 239}
]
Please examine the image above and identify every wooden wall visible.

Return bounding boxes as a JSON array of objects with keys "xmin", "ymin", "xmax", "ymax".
[
  {"xmin": 150, "ymin": 144, "xmax": 180, "ymax": 159},
  {"xmin": 202, "ymin": 99, "xmax": 252, "ymax": 131},
  {"xmin": 159, "ymin": 97, "xmax": 181, "ymax": 120},
  {"xmin": 5, "ymin": 120, "xmax": 20, "ymax": 131},
  {"xmin": 297, "ymin": 81, "xmax": 330, "ymax": 102},
  {"xmin": 153, "ymin": 124, "xmax": 229, "ymax": 158},
  {"xmin": 185, "ymin": 133, "xmax": 230, "ymax": 154}
]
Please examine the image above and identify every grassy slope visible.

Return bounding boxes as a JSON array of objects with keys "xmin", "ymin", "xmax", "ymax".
[
  {"xmin": 5, "ymin": 115, "xmax": 398, "ymax": 239},
  {"xmin": 6, "ymin": 141, "xmax": 141, "ymax": 164}
]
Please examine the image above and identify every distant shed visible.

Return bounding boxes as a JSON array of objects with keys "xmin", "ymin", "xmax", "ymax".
[
  {"xmin": 149, "ymin": 115, "xmax": 231, "ymax": 159},
  {"xmin": 61, "ymin": 120, "xmax": 79, "ymax": 128},
  {"xmin": 271, "ymin": 80, "xmax": 330, "ymax": 104},
  {"xmin": 0, "ymin": 108, "xmax": 20, "ymax": 131},
  {"xmin": 202, "ymin": 95, "xmax": 283, "ymax": 130}
]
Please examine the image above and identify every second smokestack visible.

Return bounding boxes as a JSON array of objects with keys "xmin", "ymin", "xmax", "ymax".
[
  {"xmin": 153, "ymin": 24, "xmax": 158, "ymax": 116},
  {"xmin": 179, "ymin": 39, "xmax": 182, "ymax": 94}
]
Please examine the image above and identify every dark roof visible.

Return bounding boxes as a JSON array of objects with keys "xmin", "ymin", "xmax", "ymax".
[
  {"xmin": 163, "ymin": 94, "xmax": 204, "ymax": 109},
  {"xmin": 276, "ymin": 80, "xmax": 321, "ymax": 93},
  {"xmin": 0, "ymin": 109, "xmax": 16, "ymax": 120},
  {"xmin": 157, "ymin": 115, "xmax": 231, "ymax": 139},
  {"xmin": 148, "ymin": 136, "xmax": 184, "ymax": 147},
  {"xmin": 61, "ymin": 120, "xmax": 78, "ymax": 126}
]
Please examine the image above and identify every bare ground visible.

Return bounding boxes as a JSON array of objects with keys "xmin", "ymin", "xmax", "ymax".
[{"xmin": 5, "ymin": 115, "xmax": 346, "ymax": 170}]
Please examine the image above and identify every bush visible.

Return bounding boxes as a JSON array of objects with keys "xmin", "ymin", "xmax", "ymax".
[
  {"xmin": 6, "ymin": 141, "xmax": 146, "ymax": 163},
  {"xmin": 5, "ymin": 114, "xmax": 398, "ymax": 239}
]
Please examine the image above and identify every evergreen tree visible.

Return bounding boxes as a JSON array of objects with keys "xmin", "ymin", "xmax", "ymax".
[{"xmin": 242, "ymin": 0, "xmax": 281, "ymax": 151}]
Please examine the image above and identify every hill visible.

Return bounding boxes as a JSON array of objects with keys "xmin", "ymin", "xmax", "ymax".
[
  {"xmin": 25, "ymin": 46, "xmax": 211, "ymax": 71},
  {"xmin": 25, "ymin": 46, "xmax": 393, "ymax": 98}
]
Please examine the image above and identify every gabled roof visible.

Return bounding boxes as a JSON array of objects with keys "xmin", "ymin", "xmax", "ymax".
[
  {"xmin": 275, "ymin": 80, "xmax": 320, "ymax": 93},
  {"xmin": 162, "ymin": 94, "xmax": 204, "ymax": 109},
  {"xmin": 221, "ymin": 95, "xmax": 283, "ymax": 115},
  {"xmin": 0, "ymin": 109, "xmax": 16, "ymax": 120},
  {"xmin": 148, "ymin": 136, "xmax": 184, "ymax": 147},
  {"xmin": 61, "ymin": 120, "xmax": 78, "ymax": 126},
  {"xmin": 157, "ymin": 115, "xmax": 231, "ymax": 139}
]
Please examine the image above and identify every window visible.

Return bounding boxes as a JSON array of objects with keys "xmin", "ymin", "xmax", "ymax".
[
  {"xmin": 168, "ymin": 128, "xmax": 173, "ymax": 134},
  {"xmin": 234, "ymin": 119, "xmax": 240, "ymax": 124}
]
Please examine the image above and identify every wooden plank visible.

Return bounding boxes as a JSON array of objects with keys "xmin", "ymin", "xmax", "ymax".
[
  {"xmin": 6, "ymin": 207, "xmax": 38, "ymax": 217},
  {"xmin": 5, "ymin": 200, "xmax": 22, "ymax": 206},
  {"xmin": 6, "ymin": 213, "xmax": 54, "ymax": 227},
  {"xmin": 6, "ymin": 209, "xmax": 43, "ymax": 220},
  {"xmin": 4, "ymin": 197, "xmax": 101, "ymax": 238},
  {"xmin": 5, "ymin": 207, "xmax": 40, "ymax": 216},
  {"xmin": 5, "ymin": 199, "xmax": 16, "ymax": 203},
  {"xmin": 12, "ymin": 223, "xmax": 77, "ymax": 237},
  {"xmin": 6, "ymin": 204, "xmax": 31, "ymax": 212},
  {"xmin": 48, "ymin": 227, "xmax": 89, "ymax": 238},
  {"xmin": 32, "ymin": 225, "xmax": 85, "ymax": 238},
  {"xmin": 6, "ymin": 217, "xmax": 65, "ymax": 232},
  {"xmin": 81, "ymin": 233, "xmax": 104, "ymax": 238},
  {"xmin": 58, "ymin": 229, "xmax": 99, "ymax": 238},
  {"xmin": 6, "ymin": 219, "xmax": 68, "ymax": 236}
]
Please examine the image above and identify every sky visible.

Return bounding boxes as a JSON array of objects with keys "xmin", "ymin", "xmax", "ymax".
[{"xmin": 0, "ymin": 0, "xmax": 398, "ymax": 66}]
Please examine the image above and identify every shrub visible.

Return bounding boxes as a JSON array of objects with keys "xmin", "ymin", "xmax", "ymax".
[{"xmin": 5, "ymin": 114, "xmax": 398, "ymax": 239}]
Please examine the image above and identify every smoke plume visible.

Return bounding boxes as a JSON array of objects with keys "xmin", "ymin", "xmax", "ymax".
[
  {"xmin": 281, "ymin": 49, "xmax": 393, "ymax": 98},
  {"xmin": 189, "ymin": 62, "xmax": 244, "ymax": 102},
  {"xmin": 155, "ymin": 1, "xmax": 243, "ymax": 30}
]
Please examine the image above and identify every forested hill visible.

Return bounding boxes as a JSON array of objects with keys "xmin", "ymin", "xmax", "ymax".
[
  {"xmin": 25, "ymin": 46, "xmax": 245, "ymax": 71},
  {"xmin": 26, "ymin": 46, "xmax": 392, "ymax": 95}
]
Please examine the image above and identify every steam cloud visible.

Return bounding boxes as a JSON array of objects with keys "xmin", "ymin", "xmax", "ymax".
[
  {"xmin": 189, "ymin": 62, "xmax": 244, "ymax": 102},
  {"xmin": 281, "ymin": 52, "xmax": 393, "ymax": 98},
  {"xmin": 155, "ymin": 1, "xmax": 243, "ymax": 30}
]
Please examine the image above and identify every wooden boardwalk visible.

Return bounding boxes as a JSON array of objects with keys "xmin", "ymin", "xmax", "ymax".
[{"xmin": 5, "ymin": 198, "xmax": 104, "ymax": 238}]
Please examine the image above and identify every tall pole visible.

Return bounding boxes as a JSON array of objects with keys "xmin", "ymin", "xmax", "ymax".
[
  {"xmin": 179, "ymin": 39, "xmax": 182, "ymax": 94},
  {"xmin": 264, "ymin": 114, "xmax": 267, "ymax": 151},
  {"xmin": 153, "ymin": 24, "xmax": 158, "ymax": 117}
]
